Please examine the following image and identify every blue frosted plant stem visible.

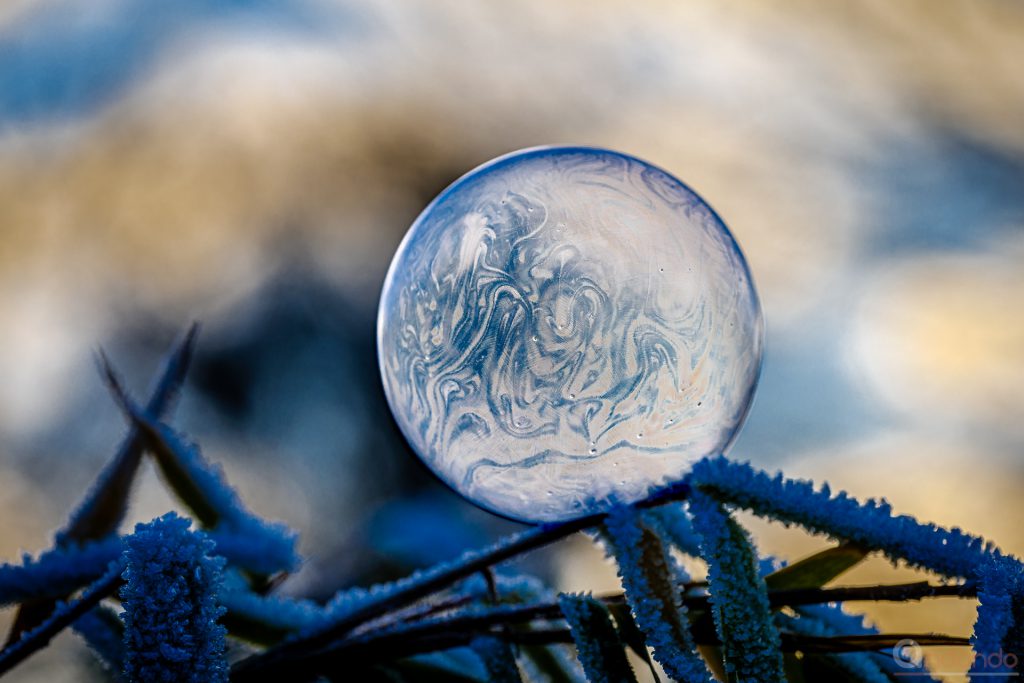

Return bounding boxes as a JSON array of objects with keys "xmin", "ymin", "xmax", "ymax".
[
  {"xmin": 246, "ymin": 580, "xmax": 973, "ymax": 646},
  {"xmin": 602, "ymin": 505, "xmax": 712, "ymax": 683},
  {"xmin": 969, "ymin": 556, "xmax": 1023, "ymax": 681},
  {"xmin": 3, "ymin": 328, "xmax": 198, "ymax": 647},
  {"xmin": 785, "ymin": 603, "xmax": 933, "ymax": 681},
  {"xmin": 774, "ymin": 612, "xmax": 892, "ymax": 683},
  {"xmin": 645, "ymin": 503, "xmax": 703, "ymax": 557},
  {"xmin": 0, "ymin": 536, "xmax": 121, "ymax": 606},
  {"xmin": 231, "ymin": 482, "xmax": 692, "ymax": 680},
  {"xmin": 689, "ymin": 456, "xmax": 1015, "ymax": 581},
  {"xmin": 559, "ymin": 593, "xmax": 638, "ymax": 683},
  {"xmin": 226, "ymin": 583, "xmax": 974, "ymax": 682},
  {"xmin": 204, "ymin": 527, "xmax": 298, "ymax": 577},
  {"xmin": 58, "ymin": 324, "xmax": 199, "ymax": 545},
  {"xmin": 687, "ymin": 490, "xmax": 785, "ymax": 683},
  {"xmin": 0, "ymin": 526, "xmax": 293, "ymax": 611},
  {"xmin": 120, "ymin": 512, "xmax": 227, "ymax": 683},
  {"xmin": 73, "ymin": 606, "xmax": 126, "ymax": 677},
  {"xmin": 232, "ymin": 601, "xmax": 563, "ymax": 681},
  {"xmin": 219, "ymin": 571, "xmax": 328, "ymax": 642},
  {"xmin": 231, "ymin": 455, "xmax": 1012, "ymax": 680},
  {"xmin": 470, "ymin": 635, "xmax": 523, "ymax": 682},
  {"xmin": 101, "ymin": 372, "xmax": 298, "ymax": 575},
  {"xmin": 231, "ymin": 517, "xmax": 608, "ymax": 678},
  {"xmin": 0, "ymin": 560, "xmax": 122, "ymax": 676}
]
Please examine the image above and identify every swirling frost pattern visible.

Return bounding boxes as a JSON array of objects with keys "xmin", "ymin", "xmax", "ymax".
[{"xmin": 378, "ymin": 147, "xmax": 762, "ymax": 523}]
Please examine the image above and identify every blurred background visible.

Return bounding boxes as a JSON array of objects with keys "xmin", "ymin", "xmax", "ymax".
[{"xmin": 0, "ymin": 0, "xmax": 1022, "ymax": 679}]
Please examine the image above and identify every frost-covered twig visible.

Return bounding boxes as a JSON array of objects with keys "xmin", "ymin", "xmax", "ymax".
[
  {"xmin": 602, "ymin": 506, "xmax": 712, "ymax": 683},
  {"xmin": 688, "ymin": 490, "xmax": 784, "ymax": 681},
  {"xmin": 226, "ymin": 599, "xmax": 969, "ymax": 683},
  {"xmin": 100, "ymin": 366, "xmax": 298, "ymax": 575},
  {"xmin": 73, "ymin": 606, "xmax": 126, "ymax": 677},
  {"xmin": 0, "ymin": 536, "xmax": 122, "ymax": 606},
  {"xmin": 689, "ymin": 456, "xmax": 1016, "ymax": 580},
  {"xmin": 231, "ymin": 483, "xmax": 692, "ymax": 680},
  {"xmin": 0, "ymin": 527, "xmax": 296, "ymax": 608},
  {"xmin": 60, "ymin": 323, "xmax": 199, "ymax": 544},
  {"xmin": 559, "ymin": 593, "xmax": 638, "ymax": 683},
  {"xmin": 969, "ymin": 556, "xmax": 1024, "ymax": 680},
  {"xmin": 0, "ymin": 561, "xmax": 122, "ymax": 675},
  {"xmin": 4, "ymin": 326, "xmax": 198, "ymax": 645}
]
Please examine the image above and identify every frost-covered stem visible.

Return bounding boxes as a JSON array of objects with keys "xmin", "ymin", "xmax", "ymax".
[
  {"xmin": 229, "ymin": 579, "xmax": 966, "ymax": 648},
  {"xmin": 231, "ymin": 483, "xmax": 692, "ymax": 680},
  {"xmin": 101, "ymin": 371, "xmax": 299, "ymax": 575},
  {"xmin": 559, "ymin": 593, "xmax": 638, "ymax": 683},
  {"xmin": 689, "ymin": 457, "xmax": 1014, "ymax": 580},
  {"xmin": 0, "ymin": 536, "xmax": 123, "ymax": 606},
  {"xmin": 470, "ymin": 635, "xmax": 523, "ymax": 682},
  {"xmin": 230, "ymin": 521, "xmax": 598, "ymax": 679},
  {"xmin": 0, "ymin": 527, "xmax": 298, "ymax": 610},
  {"xmin": 688, "ymin": 490, "xmax": 785, "ymax": 682},
  {"xmin": 969, "ymin": 556, "xmax": 1023, "ymax": 680},
  {"xmin": 228, "ymin": 606, "xmax": 969, "ymax": 682},
  {"xmin": 3, "ymin": 326, "xmax": 198, "ymax": 646},
  {"xmin": 393, "ymin": 581, "xmax": 975, "ymax": 633},
  {"xmin": 60, "ymin": 323, "xmax": 199, "ymax": 544},
  {"xmin": 0, "ymin": 563, "xmax": 122, "ymax": 676},
  {"xmin": 602, "ymin": 506, "xmax": 712, "ymax": 682}
]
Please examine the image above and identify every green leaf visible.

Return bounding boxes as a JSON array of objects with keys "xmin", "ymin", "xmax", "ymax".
[
  {"xmin": 559, "ymin": 594, "xmax": 638, "ymax": 683},
  {"xmin": 764, "ymin": 543, "xmax": 868, "ymax": 592}
]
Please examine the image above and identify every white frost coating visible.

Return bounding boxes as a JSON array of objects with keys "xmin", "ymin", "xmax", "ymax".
[{"xmin": 378, "ymin": 146, "xmax": 763, "ymax": 523}]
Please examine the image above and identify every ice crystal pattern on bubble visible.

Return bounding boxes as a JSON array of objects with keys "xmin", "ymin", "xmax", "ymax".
[{"xmin": 378, "ymin": 146, "xmax": 763, "ymax": 522}]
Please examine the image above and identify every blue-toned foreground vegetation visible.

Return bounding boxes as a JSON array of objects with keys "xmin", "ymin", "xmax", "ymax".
[{"xmin": 0, "ymin": 328, "xmax": 1019, "ymax": 682}]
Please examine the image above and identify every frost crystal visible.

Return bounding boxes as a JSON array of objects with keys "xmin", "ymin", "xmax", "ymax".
[
  {"xmin": 120, "ymin": 513, "xmax": 227, "ymax": 683},
  {"xmin": 602, "ymin": 505, "xmax": 711, "ymax": 683},
  {"xmin": 688, "ymin": 489, "xmax": 785, "ymax": 682},
  {"xmin": 689, "ymin": 456, "xmax": 1012, "ymax": 580}
]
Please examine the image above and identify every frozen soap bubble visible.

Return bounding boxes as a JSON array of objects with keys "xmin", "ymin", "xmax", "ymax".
[{"xmin": 377, "ymin": 146, "xmax": 763, "ymax": 523}]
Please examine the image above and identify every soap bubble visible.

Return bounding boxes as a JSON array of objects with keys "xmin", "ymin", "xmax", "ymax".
[{"xmin": 377, "ymin": 146, "xmax": 762, "ymax": 523}]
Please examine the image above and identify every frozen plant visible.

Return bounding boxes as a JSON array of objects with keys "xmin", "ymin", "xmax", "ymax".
[{"xmin": 0, "ymin": 328, "xmax": 1019, "ymax": 682}]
